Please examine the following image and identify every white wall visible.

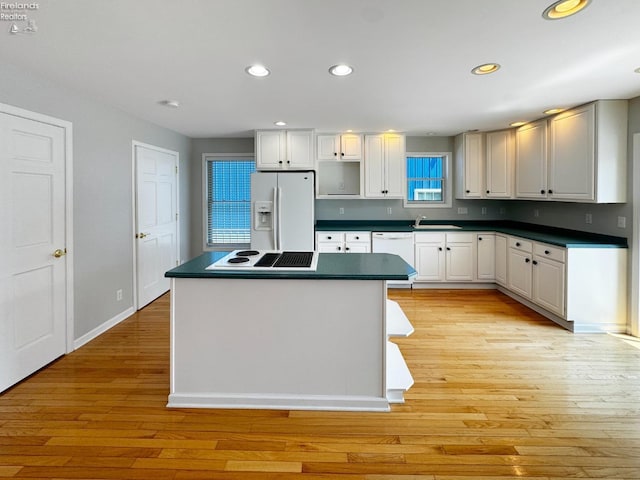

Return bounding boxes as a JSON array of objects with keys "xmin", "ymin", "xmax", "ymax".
[{"xmin": 0, "ymin": 62, "xmax": 192, "ymax": 340}]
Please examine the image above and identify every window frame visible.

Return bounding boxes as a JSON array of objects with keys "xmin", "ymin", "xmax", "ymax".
[
  {"xmin": 403, "ymin": 152, "xmax": 453, "ymax": 208},
  {"xmin": 202, "ymin": 153, "xmax": 255, "ymax": 251}
]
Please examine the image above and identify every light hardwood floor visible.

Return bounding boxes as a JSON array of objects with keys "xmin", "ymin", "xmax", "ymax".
[{"xmin": 1, "ymin": 289, "xmax": 640, "ymax": 479}]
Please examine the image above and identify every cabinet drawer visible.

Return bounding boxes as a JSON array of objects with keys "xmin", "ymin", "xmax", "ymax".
[
  {"xmin": 446, "ymin": 232, "xmax": 474, "ymax": 243},
  {"xmin": 533, "ymin": 243, "xmax": 566, "ymax": 263},
  {"xmin": 509, "ymin": 237, "xmax": 533, "ymax": 252},
  {"xmin": 415, "ymin": 232, "xmax": 445, "ymax": 243},
  {"xmin": 317, "ymin": 232, "xmax": 344, "ymax": 242},
  {"xmin": 345, "ymin": 232, "xmax": 370, "ymax": 243}
]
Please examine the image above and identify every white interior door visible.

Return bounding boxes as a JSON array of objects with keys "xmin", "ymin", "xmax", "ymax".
[
  {"xmin": 134, "ymin": 143, "xmax": 178, "ymax": 309},
  {"xmin": 0, "ymin": 111, "xmax": 69, "ymax": 393}
]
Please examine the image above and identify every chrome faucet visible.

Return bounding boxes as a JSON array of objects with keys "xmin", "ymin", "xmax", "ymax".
[{"xmin": 414, "ymin": 215, "xmax": 427, "ymax": 227}]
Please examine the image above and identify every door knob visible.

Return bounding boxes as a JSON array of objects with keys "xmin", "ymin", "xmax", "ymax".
[
  {"xmin": 53, "ymin": 248, "xmax": 66, "ymax": 258},
  {"xmin": 136, "ymin": 233, "xmax": 148, "ymax": 239}
]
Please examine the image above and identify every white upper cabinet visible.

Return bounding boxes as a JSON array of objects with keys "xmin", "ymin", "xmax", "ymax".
[
  {"xmin": 317, "ymin": 133, "xmax": 362, "ymax": 161},
  {"xmin": 515, "ymin": 119, "xmax": 548, "ymax": 199},
  {"xmin": 548, "ymin": 100, "xmax": 627, "ymax": 203},
  {"xmin": 515, "ymin": 100, "xmax": 627, "ymax": 203},
  {"xmin": 454, "ymin": 132, "xmax": 484, "ymax": 199},
  {"xmin": 364, "ymin": 133, "xmax": 405, "ymax": 198},
  {"xmin": 485, "ymin": 129, "xmax": 514, "ymax": 198},
  {"xmin": 256, "ymin": 129, "xmax": 314, "ymax": 170}
]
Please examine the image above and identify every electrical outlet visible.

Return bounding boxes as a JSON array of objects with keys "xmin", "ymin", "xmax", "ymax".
[
  {"xmin": 457, "ymin": 207, "xmax": 468, "ymax": 214},
  {"xmin": 338, "ymin": 182, "xmax": 345, "ymax": 191},
  {"xmin": 387, "ymin": 207, "xmax": 393, "ymax": 215},
  {"xmin": 585, "ymin": 213, "xmax": 592, "ymax": 224},
  {"xmin": 534, "ymin": 209, "xmax": 540, "ymax": 217},
  {"xmin": 618, "ymin": 216, "xmax": 627, "ymax": 228},
  {"xmin": 116, "ymin": 289, "xmax": 123, "ymax": 301},
  {"xmin": 339, "ymin": 207, "xmax": 344, "ymax": 215},
  {"xmin": 481, "ymin": 207, "xmax": 487, "ymax": 215}
]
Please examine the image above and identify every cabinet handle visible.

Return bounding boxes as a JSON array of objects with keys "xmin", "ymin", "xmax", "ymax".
[
  {"xmin": 466, "ymin": 189, "xmax": 470, "ymax": 194},
  {"xmin": 516, "ymin": 242, "xmax": 521, "ymax": 247},
  {"xmin": 438, "ymin": 247, "xmax": 443, "ymax": 251},
  {"xmin": 287, "ymin": 160, "xmax": 290, "ymax": 164},
  {"xmin": 478, "ymin": 237, "xmax": 483, "ymax": 241},
  {"xmin": 334, "ymin": 152, "xmax": 337, "ymax": 156},
  {"xmin": 337, "ymin": 246, "xmax": 341, "ymax": 251},
  {"xmin": 548, "ymin": 189, "xmax": 553, "ymax": 194},
  {"xmin": 327, "ymin": 236, "xmax": 332, "ymax": 240},
  {"xmin": 544, "ymin": 250, "xmax": 550, "ymax": 255},
  {"xmin": 279, "ymin": 161, "xmax": 283, "ymax": 164},
  {"xmin": 341, "ymin": 152, "xmax": 344, "ymax": 157},
  {"xmin": 486, "ymin": 190, "xmax": 490, "ymax": 194},
  {"xmin": 355, "ymin": 236, "xmax": 359, "ymax": 240},
  {"xmin": 446, "ymin": 247, "xmax": 451, "ymax": 251},
  {"xmin": 345, "ymin": 247, "xmax": 350, "ymax": 251},
  {"xmin": 525, "ymin": 258, "xmax": 531, "ymax": 263},
  {"xmin": 540, "ymin": 189, "xmax": 545, "ymax": 194},
  {"xmin": 532, "ymin": 260, "xmax": 538, "ymax": 265}
]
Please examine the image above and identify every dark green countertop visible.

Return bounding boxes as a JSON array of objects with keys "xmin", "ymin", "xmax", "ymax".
[
  {"xmin": 315, "ymin": 220, "xmax": 627, "ymax": 248},
  {"xmin": 166, "ymin": 252, "xmax": 417, "ymax": 280}
]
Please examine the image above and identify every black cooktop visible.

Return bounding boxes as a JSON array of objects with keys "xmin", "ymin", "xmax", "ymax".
[{"xmin": 255, "ymin": 251, "xmax": 314, "ymax": 268}]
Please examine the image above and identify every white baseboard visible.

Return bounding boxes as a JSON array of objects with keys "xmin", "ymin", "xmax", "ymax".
[
  {"xmin": 167, "ymin": 393, "xmax": 391, "ymax": 412},
  {"xmin": 73, "ymin": 306, "xmax": 135, "ymax": 350}
]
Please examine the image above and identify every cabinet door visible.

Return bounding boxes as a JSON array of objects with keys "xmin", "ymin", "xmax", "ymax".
[
  {"xmin": 345, "ymin": 242, "xmax": 370, "ymax": 253},
  {"xmin": 415, "ymin": 242, "xmax": 445, "ymax": 281},
  {"xmin": 533, "ymin": 256, "xmax": 566, "ymax": 316},
  {"xmin": 317, "ymin": 134, "xmax": 339, "ymax": 161},
  {"xmin": 364, "ymin": 135, "xmax": 386, "ymax": 198},
  {"xmin": 465, "ymin": 133, "xmax": 484, "ymax": 198},
  {"xmin": 486, "ymin": 130, "xmax": 514, "ymax": 198},
  {"xmin": 340, "ymin": 134, "xmax": 362, "ymax": 160},
  {"xmin": 476, "ymin": 234, "xmax": 495, "ymax": 280},
  {"xmin": 494, "ymin": 235, "xmax": 508, "ymax": 286},
  {"xmin": 446, "ymin": 243, "xmax": 474, "ymax": 281},
  {"xmin": 256, "ymin": 131, "xmax": 286, "ymax": 169},
  {"xmin": 317, "ymin": 241, "xmax": 343, "ymax": 253},
  {"xmin": 287, "ymin": 130, "xmax": 314, "ymax": 169},
  {"xmin": 508, "ymin": 248, "xmax": 532, "ymax": 298},
  {"xmin": 515, "ymin": 120, "xmax": 547, "ymax": 198},
  {"xmin": 384, "ymin": 134, "xmax": 405, "ymax": 198},
  {"xmin": 548, "ymin": 104, "xmax": 595, "ymax": 201}
]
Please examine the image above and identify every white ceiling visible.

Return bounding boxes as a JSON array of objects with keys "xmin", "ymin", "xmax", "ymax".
[{"xmin": 2, "ymin": 0, "xmax": 640, "ymax": 138}]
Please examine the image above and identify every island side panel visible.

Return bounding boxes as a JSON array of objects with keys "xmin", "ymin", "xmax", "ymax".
[{"xmin": 169, "ymin": 277, "xmax": 388, "ymax": 411}]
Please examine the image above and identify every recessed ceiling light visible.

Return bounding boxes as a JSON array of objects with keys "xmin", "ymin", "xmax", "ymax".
[
  {"xmin": 329, "ymin": 64, "xmax": 354, "ymax": 76},
  {"xmin": 543, "ymin": 0, "xmax": 590, "ymax": 19},
  {"xmin": 159, "ymin": 100, "xmax": 180, "ymax": 108},
  {"xmin": 245, "ymin": 65, "xmax": 270, "ymax": 77},
  {"xmin": 274, "ymin": 121, "xmax": 287, "ymax": 127},
  {"xmin": 471, "ymin": 63, "xmax": 501, "ymax": 75},
  {"xmin": 510, "ymin": 121, "xmax": 526, "ymax": 127},
  {"xmin": 544, "ymin": 108, "xmax": 566, "ymax": 115}
]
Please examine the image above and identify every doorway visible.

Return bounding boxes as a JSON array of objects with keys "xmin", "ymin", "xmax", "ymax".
[
  {"xmin": 0, "ymin": 104, "xmax": 73, "ymax": 392},
  {"xmin": 132, "ymin": 141, "xmax": 179, "ymax": 309}
]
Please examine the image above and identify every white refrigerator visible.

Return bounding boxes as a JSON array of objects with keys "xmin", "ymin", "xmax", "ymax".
[{"xmin": 250, "ymin": 171, "xmax": 315, "ymax": 251}]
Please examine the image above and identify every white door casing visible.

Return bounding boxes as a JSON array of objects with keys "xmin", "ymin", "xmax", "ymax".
[
  {"xmin": 0, "ymin": 105, "xmax": 73, "ymax": 393},
  {"xmin": 133, "ymin": 142, "xmax": 179, "ymax": 309}
]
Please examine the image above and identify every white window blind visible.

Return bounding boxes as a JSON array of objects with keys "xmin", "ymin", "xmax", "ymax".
[{"xmin": 205, "ymin": 157, "xmax": 255, "ymax": 248}]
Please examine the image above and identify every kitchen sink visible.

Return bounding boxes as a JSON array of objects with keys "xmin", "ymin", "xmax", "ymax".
[{"xmin": 413, "ymin": 224, "xmax": 463, "ymax": 230}]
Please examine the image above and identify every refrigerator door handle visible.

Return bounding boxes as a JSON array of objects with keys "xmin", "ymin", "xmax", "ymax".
[
  {"xmin": 276, "ymin": 186, "xmax": 283, "ymax": 250},
  {"xmin": 272, "ymin": 187, "xmax": 278, "ymax": 250}
]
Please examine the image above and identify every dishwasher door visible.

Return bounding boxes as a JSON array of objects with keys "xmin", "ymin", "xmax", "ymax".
[{"xmin": 372, "ymin": 232, "xmax": 415, "ymax": 286}]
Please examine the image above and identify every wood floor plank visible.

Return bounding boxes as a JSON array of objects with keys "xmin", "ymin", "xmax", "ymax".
[{"xmin": 1, "ymin": 290, "xmax": 640, "ymax": 479}]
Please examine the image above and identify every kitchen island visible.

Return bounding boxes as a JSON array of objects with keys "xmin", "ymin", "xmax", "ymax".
[{"xmin": 165, "ymin": 252, "xmax": 416, "ymax": 411}]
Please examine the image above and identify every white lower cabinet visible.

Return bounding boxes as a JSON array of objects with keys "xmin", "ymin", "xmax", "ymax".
[
  {"xmin": 476, "ymin": 233, "xmax": 495, "ymax": 280},
  {"xmin": 316, "ymin": 231, "xmax": 371, "ymax": 253},
  {"xmin": 414, "ymin": 232, "xmax": 474, "ymax": 282},
  {"xmin": 531, "ymin": 248, "xmax": 566, "ymax": 317},
  {"xmin": 507, "ymin": 237, "xmax": 533, "ymax": 299},
  {"xmin": 494, "ymin": 234, "xmax": 508, "ymax": 286}
]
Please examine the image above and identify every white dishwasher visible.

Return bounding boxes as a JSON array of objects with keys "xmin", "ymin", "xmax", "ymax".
[{"xmin": 372, "ymin": 232, "xmax": 415, "ymax": 286}]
